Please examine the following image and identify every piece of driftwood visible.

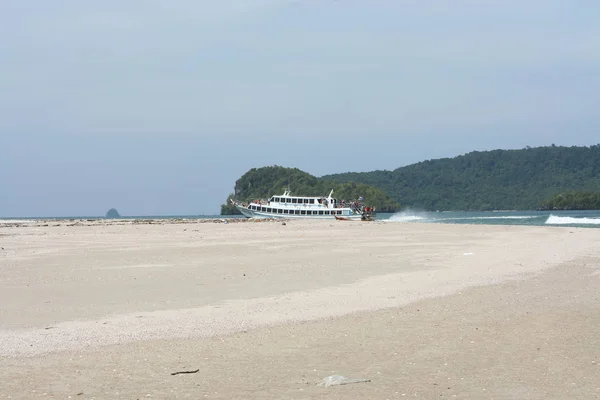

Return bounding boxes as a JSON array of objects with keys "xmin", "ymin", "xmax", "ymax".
[{"xmin": 171, "ymin": 369, "xmax": 200, "ymax": 376}]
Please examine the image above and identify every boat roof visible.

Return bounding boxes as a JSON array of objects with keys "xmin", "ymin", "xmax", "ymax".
[{"xmin": 273, "ymin": 189, "xmax": 334, "ymax": 199}]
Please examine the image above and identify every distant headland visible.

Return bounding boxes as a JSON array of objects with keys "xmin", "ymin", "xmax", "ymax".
[{"xmin": 222, "ymin": 144, "xmax": 600, "ymax": 214}]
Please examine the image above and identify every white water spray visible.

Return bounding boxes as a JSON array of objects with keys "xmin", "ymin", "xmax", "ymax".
[
  {"xmin": 545, "ymin": 215, "xmax": 600, "ymax": 225},
  {"xmin": 386, "ymin": 209, "xmax": 428, "ymax": 223}
]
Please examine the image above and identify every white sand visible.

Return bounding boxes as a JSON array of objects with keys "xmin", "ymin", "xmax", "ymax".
[{"xmin": 1, "ymin": 219, "xmax": 599, "ymax": 398}]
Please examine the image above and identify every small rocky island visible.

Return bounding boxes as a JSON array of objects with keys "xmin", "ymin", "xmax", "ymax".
[{"xmin": 105, "ymin": 208, "xmax": 121, "ymax": 218}]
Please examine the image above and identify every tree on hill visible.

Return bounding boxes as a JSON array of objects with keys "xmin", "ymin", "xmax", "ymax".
[
  {"xmin": 322, "ymin": 145, "xmax": 600, "ymax": 211},
  {"xmin": 220, "ymin": 166, "xmax": 400, "ymax": 215},
  {"xmin": 220, "ymin": 194, "xmax": 241, "ymax": 215},
  {"xmin": 105, "ymin": 208, "xmax": 121, "ymax": 218},
  {"xmin": 539, "ymin": 191, "xmax": 600, "ymax": 210}
]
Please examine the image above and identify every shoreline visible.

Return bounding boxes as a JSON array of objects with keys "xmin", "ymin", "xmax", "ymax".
[
  {"xmin": 1, "ymin": 220, "xmax": 599, "ymax": 398},
  {"xmin": 0, "ymin": 217, "xmax": 280, "ymax": 229}
]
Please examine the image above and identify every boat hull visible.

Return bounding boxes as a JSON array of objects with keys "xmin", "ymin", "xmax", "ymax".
[{"xmin": 234, "ymin": 205, "xmax": 370, "ymax": 221}]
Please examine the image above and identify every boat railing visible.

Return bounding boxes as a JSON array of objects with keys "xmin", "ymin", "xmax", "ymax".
[{"xmin": 235, "ymin": 198, "xmax": 375, "ymax": 213}]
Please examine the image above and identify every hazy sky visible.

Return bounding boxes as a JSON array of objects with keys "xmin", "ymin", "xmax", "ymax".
[{"xmin": 1, "ymin": 1, "xmax": 599, "ymax": 216}]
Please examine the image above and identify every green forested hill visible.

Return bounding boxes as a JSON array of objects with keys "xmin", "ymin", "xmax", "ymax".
[
  {"xmin": 220, "ymin": 166, "xmax": 400, "ymax": 215},
  {"xmin": 322, "ymin": 145, "xmax": 600, "ymax": 211},
  {"xmin": 539, "ymin": 191, "xmax": 600, "ymax": 210}
]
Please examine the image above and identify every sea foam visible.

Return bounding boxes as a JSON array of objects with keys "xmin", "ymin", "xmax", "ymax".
[
  {"xmin": 545, "ymin": 215, "xmax": 600, "ymax": 225},
  {"xmin": 386, "ymin": 211, "xmax": 427, "ymax": 223}
]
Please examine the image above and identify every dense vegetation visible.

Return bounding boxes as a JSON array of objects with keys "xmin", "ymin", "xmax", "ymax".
[
  {"xmin": 322, "ymin": 145, "xmax": 600, "ymax": 211},
  {"xmin": 539, "ymin": 191, "xmax": 600, "ymax": 210},
  {"xmin": 220, "ymin": 166, "xmax": 400, "ymax": 215}
]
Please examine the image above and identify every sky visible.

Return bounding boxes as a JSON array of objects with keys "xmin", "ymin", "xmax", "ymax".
[{"xmin": 1, "ymin": 0, "xmax": 599, "ymax": 216}]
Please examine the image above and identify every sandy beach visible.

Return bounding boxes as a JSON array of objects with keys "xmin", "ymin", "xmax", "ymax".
[{"xmin": 1, "ymin": 218, "xmax": 599, "ymax": 399}]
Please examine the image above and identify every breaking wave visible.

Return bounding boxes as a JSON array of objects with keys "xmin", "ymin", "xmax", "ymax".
[
  {"xmin": 384, "ymin": 211, "xmax": 600, "ymax": 227},
  {"xmin": 545, "ymin": 215, "xmax": 600, "ymax": 225},
  {"xmin": 466, "ymin": 216, "xmax": 537, "ymax": 220},
  {"xmin": 385, "ymin": 213, "xmax": 537, "ymax": 223},
  {"xmin": 386, "ymin": 210, "xmax": 427, "ymax": 223},
  {"xmin": 439, "ymin": 216, "xmax": 538, "ymax": 221}
]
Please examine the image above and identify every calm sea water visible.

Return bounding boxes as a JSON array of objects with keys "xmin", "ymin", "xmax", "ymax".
[
  {"xmin": 377, "ymin": 210, "xmax": 600, "ymax": 228},
  {"xmin": 2, "ymin": 210, "xmax": 600, "ymax": 228}
]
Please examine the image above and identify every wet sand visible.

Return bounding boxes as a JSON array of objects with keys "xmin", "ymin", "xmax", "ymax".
[{"xmin": 1, "ymin": 219, "xmax": 599, "ymax": 399}]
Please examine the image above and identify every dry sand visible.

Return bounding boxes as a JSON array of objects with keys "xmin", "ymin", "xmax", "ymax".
[{"xmin": 0, "ymin": 218, "xmax": 599, "ymax": 399}]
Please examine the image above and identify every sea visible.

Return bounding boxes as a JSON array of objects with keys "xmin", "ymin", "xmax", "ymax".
[
  {"xmin": 378, "ymin": 209, "xmax": 600, "ymax": 228},
  {"xmin": 2, "ymin": 210, "xmax": 600, "ymax": 228}
]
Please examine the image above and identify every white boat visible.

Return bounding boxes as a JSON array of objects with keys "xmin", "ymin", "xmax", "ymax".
[{"xmin": 230, "ymin": 189, "xmax": 376, "ymax": 221}]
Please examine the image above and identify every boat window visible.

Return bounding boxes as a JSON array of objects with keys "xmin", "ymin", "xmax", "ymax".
[
  {"xmin": 325, "ymin": 211, "xmax": 330, "ymax": 215},
  {"xmin": 319, "ymin": 210, "xmax": 324, "ymax": 215},
  {"xmin": 300, "ymin": 210, "xmax": 306, "ymax": 215}
]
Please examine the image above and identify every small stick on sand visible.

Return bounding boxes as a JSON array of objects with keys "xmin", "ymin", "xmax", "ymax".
[{"xmin": 171, "ymin": 369, "xmax": 200, "ymax": 376}]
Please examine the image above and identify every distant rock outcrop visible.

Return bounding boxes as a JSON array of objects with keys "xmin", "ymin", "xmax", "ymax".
[{"xmin": 105, "ymin": 208, "xmax": 121, "ymax": 218}]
